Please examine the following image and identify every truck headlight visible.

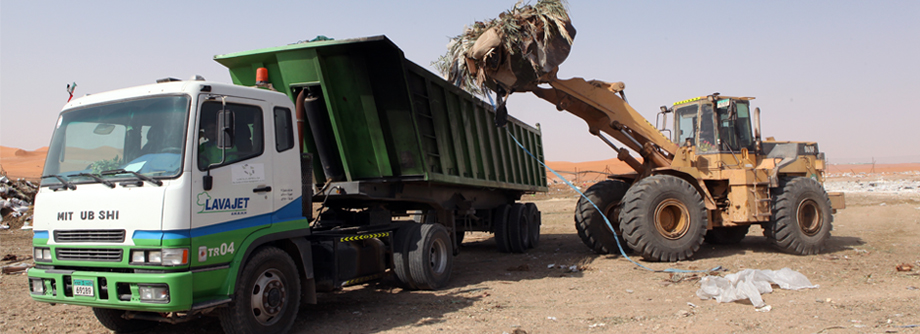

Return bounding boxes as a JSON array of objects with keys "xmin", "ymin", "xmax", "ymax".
[
  {"xmin": 33, "ymin": 247, "xmax": 52, "ymax": 262},
  {"xmin": 30, "ymin": 278, "xmax": 45, "ymax": 294},
  {"xmin": 139, "ymin": 284, "xmax": 169, "ymax": 303},
  {"xmin": 130, "ymin": 248, "xmax": 188, "ymax": 266}
]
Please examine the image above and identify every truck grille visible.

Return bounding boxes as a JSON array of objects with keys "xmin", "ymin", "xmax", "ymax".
[
  {"xmin": 54, "ymin": 230, "xmax": 126, "ymax": 243},
  {"xmin": 56, "ymin": 248, "xmax": 123, "ymax": 262}
]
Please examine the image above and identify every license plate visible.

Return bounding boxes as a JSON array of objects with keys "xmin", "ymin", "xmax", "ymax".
[{"xmin": 73, "ymin": 279, "xmax": 94, "ymax": 297}]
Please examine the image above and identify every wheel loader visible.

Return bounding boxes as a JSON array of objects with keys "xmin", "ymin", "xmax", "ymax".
[
  {"xmin": 530, "ymin": 77, "xmax": 846, "ymax": 261},
  {"xmin": 440, "ymin": 1, "xmax": 844, "ymax": 262}
]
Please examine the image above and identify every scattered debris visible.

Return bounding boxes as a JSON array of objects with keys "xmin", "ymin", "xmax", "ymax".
[
  {"xmin": 546, "ymin": 316, "xmax": 557, "ymax": 321},
  {"xmin": 696, "ymin": 268, "xmax": 818, "ymax": 308},
  {"xmin": 0, "ymin": 174, "xmax": 37, "ymax": 229},
  {"xmin": 2, "ymin": 262, "xmax": 33, "ymax": 274},
  {"xmin": 896, "ymin": 263, "xmax": 913, "ymax": 272},
  {"xmin": 588, "ymin": 323, "xmax": 605, "ymax": 328}
]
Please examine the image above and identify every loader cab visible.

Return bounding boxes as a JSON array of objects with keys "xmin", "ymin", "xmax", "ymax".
[{"xmin": 672, "ymin": 96, "xmax": 756, "ymax": 154}]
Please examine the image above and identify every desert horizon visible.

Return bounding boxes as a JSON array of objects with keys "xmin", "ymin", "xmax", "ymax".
[{"xmin": 3, "ymin": 145, "xmax": 917, "ymax": 182}]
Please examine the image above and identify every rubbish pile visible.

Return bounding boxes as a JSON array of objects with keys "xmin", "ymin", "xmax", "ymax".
[
  {"xmin": 435, "ymin": 0, "xmax": 576, "ymax": 97},
  {"xmin": 696, "ymin": 268, "xmax": 819, "ymax": 309},
  {"xmin": 0, "ymin": 174, "xmax": 37, "ymax": 229}
]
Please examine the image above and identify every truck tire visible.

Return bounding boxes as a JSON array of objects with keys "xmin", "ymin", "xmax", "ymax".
[
  {"xmin": 620, "ymin": 175, "xmax": 707, "ymax": 262},
  {"xmin": 574, "ymin": 180, "xmax": 631, "ymax": 255},
  {"xmin": 704, "ymin": 225, "xmax": 750, "ymax": 244},
  {"xmin": 93, "ymin": 308, "xmax": 154, "ymax": 333},
  {"xmin": 507, "ymin": 203, "xmax": 530, "ymax": 253},
  {"xmin": 766, "ymin": 177, "xmax": 833, "ymax": 255},
  {"xmin": 219, "ymin": 246, "xmax": 301, "ymax": 334},
  {"xmin": 492, "ymin": 204, "xmax": 512, "ymax": 253},
  {"xmin": 393, "ymin": 223, "xmax": 421, "ymax": 289},
  {"xmin": 524, "ymin": 203, "xmax": 540, "ymax": 249},
  {"xmin": 409, "ymin": 224, "xmax": 453, "ymax": 290}
]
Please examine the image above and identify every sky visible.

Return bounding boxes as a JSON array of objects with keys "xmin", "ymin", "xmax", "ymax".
[{"xmin": 2, "ymin": 0, "xmax": 918, "ymax": 164}]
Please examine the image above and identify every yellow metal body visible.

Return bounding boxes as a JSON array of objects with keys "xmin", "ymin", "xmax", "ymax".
[{"xmin": 521, "ymin": 75, "xmax": 844, "ymax": 229}]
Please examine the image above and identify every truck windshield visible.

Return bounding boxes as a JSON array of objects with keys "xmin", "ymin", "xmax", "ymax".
[{"xmin": 41, "ymin": 95, "xmax": 189, "ymax": 187}]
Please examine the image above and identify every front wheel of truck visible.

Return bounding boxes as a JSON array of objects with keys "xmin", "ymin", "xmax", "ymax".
[
  {"xmin": 93, "ymin": 307, "xmax": 156, "ymax": 333},
  {"xmin": 220, "ymin": 246, "xmax": 301, "ymax": 334}
]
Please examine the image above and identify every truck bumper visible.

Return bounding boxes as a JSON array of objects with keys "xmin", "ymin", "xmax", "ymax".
[{"xmin": 27, "ymin": 267, "xmax": 194, "ymax": 312}]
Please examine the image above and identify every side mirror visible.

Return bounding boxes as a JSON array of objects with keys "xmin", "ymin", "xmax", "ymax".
[{"xmin": 217, "ymin": 109, "xmax": 234, "ymax": 149}]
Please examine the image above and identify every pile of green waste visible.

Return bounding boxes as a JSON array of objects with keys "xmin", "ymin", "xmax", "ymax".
[{"xmin": 434, "ymin": 0, "xmax": 576, "ymax": 97}]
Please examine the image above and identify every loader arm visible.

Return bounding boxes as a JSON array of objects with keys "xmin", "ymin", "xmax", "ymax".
[{"xmin": 526, "ymin": 77, "xmax": 677, "ymax": 174}]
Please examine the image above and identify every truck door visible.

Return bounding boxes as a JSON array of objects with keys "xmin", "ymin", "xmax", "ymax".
[{"xmin": 190, "ymin": 95, "xmax": 274, "ymax": 266}]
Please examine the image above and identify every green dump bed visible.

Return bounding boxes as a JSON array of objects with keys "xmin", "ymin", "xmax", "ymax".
[{"xmin": 215, "ymin": 36, "xmax": 546, "ymax": 192}]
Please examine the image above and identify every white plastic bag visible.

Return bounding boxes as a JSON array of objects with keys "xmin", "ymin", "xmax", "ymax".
[{"xmin": 696, "ymin": 268, "xmax": 818, "ymax": 308}]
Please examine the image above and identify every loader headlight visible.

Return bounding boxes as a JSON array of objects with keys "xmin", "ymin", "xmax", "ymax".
[{"xmin": 130, "ymin": 248, "xmax": 188, "ymax": 266}]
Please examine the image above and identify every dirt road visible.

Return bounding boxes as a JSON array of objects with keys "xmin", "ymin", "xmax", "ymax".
[{"xmin": 2, "ymin": 178, "xmax": 919, "ymax": 334}]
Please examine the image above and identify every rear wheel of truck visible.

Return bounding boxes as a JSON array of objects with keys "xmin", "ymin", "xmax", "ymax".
[
  {"xmin": 492, "ymin": 204, "xmax": 512, "ymax": 253},
  {"xmin": 219, "ymin": 246, "xmax": 301, "ymax": 334},
  {"xmin": 409, "ymin": 223, "xmax": 453, "ymax": 290},
  {"xmin": 574, "ymin": 180, "xmax": 631, "ymax": 255},
  {"xmin": 393, "ymin": 223, "xmax": 421, "ymax": 289},
  {"xmin": 92, "ymin": 308, "xmax": 155, "ymax": 333},
  {"xmin": 621, "ymin": 175, "xmax": 707, "ymax": 262},
  {"xmin": 766, "ymin": 177, "xmax": 833, "ymax": 255},
  {"xmin": 524, "ymin": 203, "xmax": 540, "ymax": 249},
  {"xmin": 704, "ymin": 225, "xmax": 751, "ymax": 244},
  {"xmin": 507, "ymin": 203, "xmax": 530, "ymax": 253}
]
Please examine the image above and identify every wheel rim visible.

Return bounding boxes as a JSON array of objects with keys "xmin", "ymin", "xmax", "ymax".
[
  {"xmin": 796, "ymin": 199, "xmax": 822, "ymax": 236},
  {"xmin": 429, "ymin": 237, "xmax": 449, "ymax": 275},
  {"xmin": 249, "ymin": 268, "xmax": 287, "ymax": 326},
  {"xmin": 654, "ymin": 199, "xmax": 690, "ymax": 240}
]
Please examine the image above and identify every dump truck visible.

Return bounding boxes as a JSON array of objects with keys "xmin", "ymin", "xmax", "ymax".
[
  {"xmin": 27, "ymin": 36, "xmax": 546, "ymax": 333},
  {"xmin": 442, "ymin": 2, "xmax": 845, "ymax": 262}
]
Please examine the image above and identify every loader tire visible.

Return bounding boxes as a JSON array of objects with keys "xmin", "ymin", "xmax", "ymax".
[
  {"xmin": 574, "ymin": 180, "xmax": 631, "ymax": 255},
  {"xmin": 766, "ymin": 177, "xmax": 833, "ymax": 255},
  {"xmin": 620, "ymin": 175, "xmax": 707, "ymax": 262},
  {"xmin": 408, "ymin": 224, "xmax": 453, "ymax": 290},
  {"xmin": 704, "ymin": 225, "xmax": 751, "ymax": 244}
]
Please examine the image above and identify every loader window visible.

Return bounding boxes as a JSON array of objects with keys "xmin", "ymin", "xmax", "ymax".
[
  {"xmin": 716, "ymin": 102, "xmax": 755, "ymax": 151},
  {"xmin": 675, "ymin": 105, "xmax": 698, "ymax": 146},
  {"xmin": 698, "ymin": 105, "xmax": 717, "ymax": 152}
]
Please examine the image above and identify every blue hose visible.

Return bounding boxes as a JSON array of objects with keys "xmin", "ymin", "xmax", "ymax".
[{"xmin": 504, "ymin": 127, "xmax": 720, "ymax": 274}]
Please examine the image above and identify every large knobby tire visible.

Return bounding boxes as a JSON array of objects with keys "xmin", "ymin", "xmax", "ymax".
[
  {"xmin": 408, "ymin": 224, "xmax": 453, "ymax": 290},
  {"xmin": 574, "ymin": 180, "xmax": 631, "ymax": 255},
  {"xmin": 393, "ymin": 223, "xmax": 421, "ymax": 289},
  {"xmin": 506, "ymin": 203, "xmax": 530, "ymax": 253},
  {"xmin": 767, "ymin": 177, "xmax": 833, "ymax": 255},
  {"xmin": 524, "ymin": 203, "xmax": 541, "ymax": 249},
  {"xmin": 492, "ymin": 204, "xmax": 512, "ymax": 253},
  {"xmin": 620, "ymin": 175, "xmax": 707, "ymax": 262},
  {"xmin": 93, "ymin": 308, "xmax": 155, "ymax": 333},
  {"xmin": 704, "ymin": 225, "xmax": 751, "ymax": 244},
  {"xmin": 219, "ymin": 247, "xmax": 301, "ymax": 334}
]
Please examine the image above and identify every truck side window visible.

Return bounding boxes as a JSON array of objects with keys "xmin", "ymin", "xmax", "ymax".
[
  {"xmin": 198, "ymin": 101, "xmax": 264, "ymax": 170},
  {"xmin": 273, "ymin": 107, "xmax": 294, "ymax": 152}
]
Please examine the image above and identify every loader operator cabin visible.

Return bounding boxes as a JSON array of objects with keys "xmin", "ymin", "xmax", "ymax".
[{"xmin": 28, "ymin": 36, "xmax": 547, "ymax": 334}]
